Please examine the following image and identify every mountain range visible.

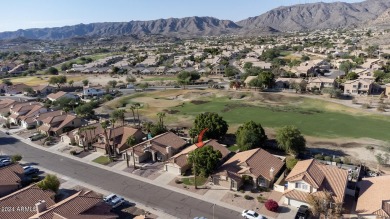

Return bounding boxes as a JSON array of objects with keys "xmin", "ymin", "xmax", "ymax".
[{"xmin": 1, "ymin": 0, "xmax": 390, "ymax": 40}]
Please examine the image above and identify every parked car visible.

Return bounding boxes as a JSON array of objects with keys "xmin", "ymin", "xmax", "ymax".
[
  {"xmin": 242, "ymin": 210, "xmax": 264, "ymax": 219},
  {"xmin": 0, "ymin": 159, "xmax": 12, "ymax": 167},
  {"xmin": 28, "ymin": 133, "xmax": 46, "ymax": 141},
  {"xmin": 367, "ymin": 171, "xmax": 380, "ymax": 177},
  {"xmin": 295, "ymin": 205, "xmax": 310, "ymax": 219},
  {"xmin": 0, "ymin": 157, "xmax": 10, "ymax": 162},
  {"xmin": 23, "ymin": 166, "xmax": 39, "ymax": 175},
  {"xmin": 103, "ymin": 194, "xmax": 118, "ymax": 203},
  {"xmin": 110, "ymin": 196, "xmax": 125, "ymax": 208}
]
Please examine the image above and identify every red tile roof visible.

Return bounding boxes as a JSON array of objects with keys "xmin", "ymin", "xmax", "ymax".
[
  {"xmin": 31, "ymin": 190, "xmax": 116, "ymax": 219},
  {"xmin": 215, "ymin": 148, "xmax": 284, "ymax": 181},
  {"xmin": 0, "ymin": 163, "xmax": 24, "ymax": 186},
  {"xmin": 0, "ymin": 184, "xmax": 55, "ymax": 219},
  {"xmin": 356, "ymin": 175, "xmax": 390, "ymax": 217},
  {"xmin": 285, "ymin": 159, "xmax": 325, "ymax": 189},
  {"xmin": 47, "ymin": 91, "xmax": 67, "ymax": 100},
  {"xmin": 285, "ymin": 159, "xmax": 348, "ymax": 204}
]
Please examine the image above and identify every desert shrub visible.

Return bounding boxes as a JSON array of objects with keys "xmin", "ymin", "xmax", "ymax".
[
  {"xmin": 244, "ymin": 195, "xmax": 253, "ymax": 200},
  {"xmin": 324, "ymin": 156, "xmax": 332, "ymax": 162},
  {"xmin": 343, "ymin": 157, "xmax": 351, "ymax": 164},
  {"xmin": 240, "ymin": 189, "xmax": 245, "ymax": 193},
  {"xmin": 11, "ymin": 154, "xmax": 22, "ymax": 163},
  {"xmin": 175, "ymin": 179, "xmax": 183, "ymax": 184},
  {"xmin": 70, "ymin": 150, "xmax": 77, "ymax": 155},
  {"xmin": 257, "ymin": 195, "xmax": 266, "ymax": 203},
  {"xmin": 377, "ymin": 104, "xmax": 386, "ymax": 112},
  {"xmin": 361, "ymin": 103, "xmax": 370, "ymax": 109},
  {"xmin": 333, "ymin": 158, "xmax": 342, "ymax": 163},
  {"xmin": 265, "ymin": 199, "xmax": 279, "ymax": 212},
  {"xmin": 352, "ymin": 99, "xmax": 358, "ymax": 104},
  {"xmin": 314, "ymin": 154, "xmax": 324, "ymax": 160}
]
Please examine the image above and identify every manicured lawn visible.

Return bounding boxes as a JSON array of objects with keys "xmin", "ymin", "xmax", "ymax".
[
  {"xmin": 227, "ymin": 145, "xmax": 240, "ymax": 152},
  {"xmin": 172, "ymin": 97, "xmax": 390, "ymax": 141},
  {"xmin": 181, "ymin": 176, "xmax": 208, "ymax": 186},
  {"xmin": 92, "ymin": 156, "xmax": 111, "ymax": 165}
]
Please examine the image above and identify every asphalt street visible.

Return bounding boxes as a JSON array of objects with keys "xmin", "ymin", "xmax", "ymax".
[{"xmin": 0, "ymin": 132, "xmax": 242, "ymax": 219}]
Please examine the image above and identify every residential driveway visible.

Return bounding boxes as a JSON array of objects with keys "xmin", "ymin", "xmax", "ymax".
[
  {"xmin": 123, "ymin": 162, "xmax": 164, "ymax": 180},
  {"xmin": 276, "ymin": 204, "xmax": 297, "ymax": 219}
]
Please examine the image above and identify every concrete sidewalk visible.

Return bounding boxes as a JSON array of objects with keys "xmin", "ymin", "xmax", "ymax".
[
  {"xmin": 82, "ymin": 151, "xmax": 104, "ymax": 162},
  {"xmin": 3, "ymin": 128, "xmax": 246, "ymax": 217}
]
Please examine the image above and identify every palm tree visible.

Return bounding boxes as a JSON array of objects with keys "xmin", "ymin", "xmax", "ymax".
[
  {"xmin": 110, "ymin": 118, "xmax": 117, "ymax": 157},
  {"xmin": 126, "ymin": 136, "xmax": 137, "ymax": 169},
  {"xmin": 134, "ymin": 103, "xmax": 141, "ymax": 127},
  {"xmin": 117, "ymin": 109, "xmax": 125, "ymax": 126},
  {"xmin": 130, "ymin": 105, "xmax": 136, "ymax": 126},
  {"xmin": 157, "ymin": 112, "xmax": 166, "ymax": 127},
  {"xmin": 101, "ymin": 121, "xmax": 111, "ymax": 156}
]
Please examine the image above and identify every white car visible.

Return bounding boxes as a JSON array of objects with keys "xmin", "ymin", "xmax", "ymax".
[
  {"xmin": 0, "ymin": 159, "xmax": 11, "ymax": 167},
  {"xmin": 242, "ymin": 210, "xmax": 264, "ymax": 219}
]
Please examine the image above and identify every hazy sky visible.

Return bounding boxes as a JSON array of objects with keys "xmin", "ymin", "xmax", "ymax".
[{"xmin": 0, "ymin": 0, "xmax": 362, "ymax": 32}]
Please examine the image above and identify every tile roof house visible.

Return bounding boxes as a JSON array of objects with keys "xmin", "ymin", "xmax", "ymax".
[
  {"xmin": 31, "ymin": 85, "xmax": 55, "ymax": 95},
  {"xmin": 275, "ymin": 78, "xmax": 306, "ymax": 89},
  {"xmin": 356, "ymin": 175, "xmax": 390, "ymax": 219},
  {"xmin": 283, "ymin": 159, "xmax": 348, "ymax": 208},
  {"xmin": 62, "ymin": 124, "xmax": 144, "ymax": 154},
  {"xmin": 0, "ymin": 98, "xmax": 17, "ymax": 116},
  {"xmin": 23, "ymin": 110, "xmax": 64, "ymax": 129},
  {"xmin": 343, "ymin": 78, "xmax": 374, "ymax": 96},
  {"xmin": 307, "ymin": 76, "xmax": 336, "ymax": 91},
  {"xmin": 0, "ymin": 184, "xmax": 55, "ymax": 219},
  {"xmin": 47, "ymin": 91, "xmax": 78, "ymax": 102},
  {"xmin": 5, "ymin": 83, "xmax": 31, "ymax": 95},
  {"xmin": 38, "ymin": 113, "xmax": 83, "ymax": 136},
  {"xmin": 212, "ymin": 148, "xmax": 285, "ymax": 191},
  {"xmin": 0, "ymin": 164, "xmax": 24, "ymax": 197},
  {"xmin": 126, "ymin": 132, "xmax": 187, "ymax": 164},
  {"xmin": 29, "ymin": 190, "xmax": 117, "ymax": 219},
  {"xmin": 164, "ymin": 139, "xmax": 231, "ymax": 175},
  {"xmin": 9, "ymin": 102, "xmax": 47, "ymax": 126}
]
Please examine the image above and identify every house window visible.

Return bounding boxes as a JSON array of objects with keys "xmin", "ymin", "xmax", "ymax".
[
  {"xmin": 295, "ymin": 182, "xmax": 308, "ymax": 190},
  {"xmin": 353, "ymin": 85, "xmax": 357, "ymax": 88},
  {"xmin": 363, "ymin": 85, "xmax": 368, "ymax": 88}
]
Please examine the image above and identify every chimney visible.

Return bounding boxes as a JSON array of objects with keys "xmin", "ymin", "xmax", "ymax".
[
  {"xmin": 270, "ymin": 167, "xmax": 275, "ymax": 180},
  {"xmin": 166, "ymin": 146, "xmax": 173, "ymax": 158},
  {"xmin": 35, "ymin": 200, "xmax": 47, "ymax": 214}
]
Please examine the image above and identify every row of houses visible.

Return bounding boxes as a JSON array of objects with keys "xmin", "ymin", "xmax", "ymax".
[
  {"xmin": 0, "ymin": 163, "xmax": 118, "ymax": 219},
  {"xmin": 0, "ymin": 99, "xmax": 84, "ymax": 136},
  {"xmin": 0, "ymin": 81, "xmax": 107, "ymax": 99},
  {"xmin": 244, "ymin": 76, "xmax": 382, "ymax": 96}
]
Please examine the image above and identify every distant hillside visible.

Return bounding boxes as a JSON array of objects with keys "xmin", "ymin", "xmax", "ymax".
[
  {"xmin": 0, "ymin": 16, "xmax": 241, "ymax": 40},
  {"xmin": 368, "ymin": 8, "xmax": 390, "ymax": 28},
  {"xmin": 237, "ymin": 0, "xmax": 390, "ymax": 32},
  {"xmin": 1, "ymin": 0, "xmax": 390, "ymax": 40}
]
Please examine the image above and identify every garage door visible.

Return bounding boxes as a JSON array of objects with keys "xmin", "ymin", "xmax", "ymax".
[
  {"xmin": 288, "ymin": 198, "xmax": 308, "ymax": 208},
  {"xmin": 165, "ymin": 164, "xmax": 181, "ymax": 175}
]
